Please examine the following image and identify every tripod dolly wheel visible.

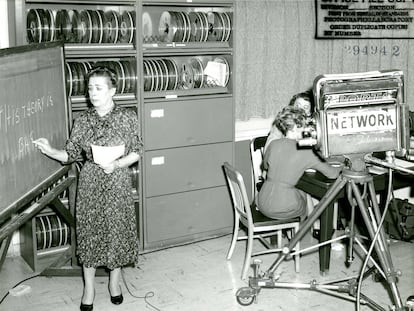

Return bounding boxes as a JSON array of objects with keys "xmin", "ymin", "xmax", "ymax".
[
  {"xmin": 236, "ymin": 287, "xmax": 256, "ymax": 306},
  {"xmin": 406, "ymin": 295, "xmax": 414, "ymax": 311}
]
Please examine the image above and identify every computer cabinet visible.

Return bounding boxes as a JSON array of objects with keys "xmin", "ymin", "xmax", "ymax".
[{"xmin": 13, "ymin": 0, "xmax": 234, "ymax": 255}]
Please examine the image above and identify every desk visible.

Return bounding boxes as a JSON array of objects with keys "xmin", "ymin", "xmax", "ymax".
[{"xmin": 296, "ymin": 168, "xmax": 413, "ymax": 274}]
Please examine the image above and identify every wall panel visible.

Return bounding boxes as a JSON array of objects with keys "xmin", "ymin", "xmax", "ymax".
[{"xmin": 235, "ymin": 0, "xmax": 414, "ymax": 121}]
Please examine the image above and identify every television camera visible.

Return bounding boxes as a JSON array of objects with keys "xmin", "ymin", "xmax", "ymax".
[
  {"xmin": 301, "ymin": 70, "xmax": 410, "ymax": 164},
  {"xmin": 236, "ymin": 70, "xmax": 414, "ymax": 311}
]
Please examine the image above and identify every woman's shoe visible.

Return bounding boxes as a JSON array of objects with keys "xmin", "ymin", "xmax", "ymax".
[
  {"xmin": 110, "ymin": 294, "xmax": 124, "ymax": 305},
  {"xmin": 80, "ymin": 303, "xmax": 93, "ymax": 311}
]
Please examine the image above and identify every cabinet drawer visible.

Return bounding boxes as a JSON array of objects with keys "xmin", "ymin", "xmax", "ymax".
[
  {"xmin": 144, "ymin": 142, "xmax": 232, "ymax": 197},
  {"xmin": 143, "ymin": 97, "xmax": 233, "ymax": 150},
  {"xmin": 145, "ymin": 186, "xmax": 233, "ymax": 245}
]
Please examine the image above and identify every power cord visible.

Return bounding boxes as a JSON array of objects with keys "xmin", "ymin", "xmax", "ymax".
[
  {"xmin": 0, "ymin": 273, "xmax": 41, "ymax": 305},
  {"xmin": 0, "ymin": 269, "xmax": 162, "ymax": 310},
  {"xmin": 121, "ymin": 267, "xmax": 161, "ymax": 311}
]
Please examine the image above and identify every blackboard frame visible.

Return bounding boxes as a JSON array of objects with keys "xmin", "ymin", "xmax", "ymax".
[{"xmin": 0, "ymin": 41, "xmax": 70, "ymax": 224}]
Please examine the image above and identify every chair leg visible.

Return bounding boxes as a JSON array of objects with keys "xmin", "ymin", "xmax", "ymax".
[
  {"xmin": 277, "ymin": 231, "xmax": 282, "ymax": 248},
  {"xmin": 242, "ymin": 228, "xmax": 254, "ymax": 280},
  {"xmin": 294, "ymin": 225, "xmax": 300, "ymax": 273},
  {"xmin": 333, "ymin": 202, "xmax": 338, "ymax": 230},
  {"xmin": 227, "ymin": 215, "xmax": 240, "ymax": 260}
]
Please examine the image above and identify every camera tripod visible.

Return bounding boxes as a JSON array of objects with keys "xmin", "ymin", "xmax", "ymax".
[{"xmin": 236, "ymin": 156, "xmax": 413, "ymax": 311}]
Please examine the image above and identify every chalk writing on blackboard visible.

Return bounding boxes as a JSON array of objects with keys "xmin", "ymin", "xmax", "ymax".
[{"xmin": 0, "ymin": 42, "xmax": 68, "ymax": 220}]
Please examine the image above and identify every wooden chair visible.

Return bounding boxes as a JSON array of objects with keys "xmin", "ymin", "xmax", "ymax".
[{"xmin": 223, "ymin": 162, "xmax": 300, "ymax": 280}]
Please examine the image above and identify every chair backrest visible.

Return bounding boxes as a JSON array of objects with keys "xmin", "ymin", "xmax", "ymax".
[
  {"xmin": 223, "ymin": 162, "xmax": 253, "ymax": 228},
  {"xmin": 249, "ymin": 136, "xmax": 267, "ymax": 197}
]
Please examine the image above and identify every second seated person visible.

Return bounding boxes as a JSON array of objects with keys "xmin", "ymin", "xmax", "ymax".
[
  {"xmin": 257, "ymin": 106, "xmax": 341, "ymax": 220},
  {"xmin": 264, "ymin": 89, "xmax": 314, "ymax": 153}
]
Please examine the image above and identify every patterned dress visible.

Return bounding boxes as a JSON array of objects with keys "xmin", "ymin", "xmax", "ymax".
[{"xmin": 65, "ymin": 105, "xmax": 142, "ymax": 269}]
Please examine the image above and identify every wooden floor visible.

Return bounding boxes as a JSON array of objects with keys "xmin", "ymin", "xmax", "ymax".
[{"xmin": 0, "ymin": 231, "xmax": 413, "ymax": 311}]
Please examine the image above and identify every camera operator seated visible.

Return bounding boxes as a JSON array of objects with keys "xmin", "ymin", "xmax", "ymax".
[{"xmin": 257, "ymin": 106, "xmax": 342, "ymax": 220}]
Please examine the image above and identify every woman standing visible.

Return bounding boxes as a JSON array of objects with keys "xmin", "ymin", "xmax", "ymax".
[{"xmin": 34, "ymin": 67, "xmax": 142, "ymax": 310}]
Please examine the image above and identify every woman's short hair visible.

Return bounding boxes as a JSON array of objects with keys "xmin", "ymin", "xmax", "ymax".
[
  {"xmin": 86, "ymin": 66, "xmax": 118, "ymax": 89},
  {"xmin": 272, "ymin": 106, "xmax": 307, "ymax": 136},
  {"xmin": 289, "ymin": 88, "xmax": 315, "ymax": 113}
]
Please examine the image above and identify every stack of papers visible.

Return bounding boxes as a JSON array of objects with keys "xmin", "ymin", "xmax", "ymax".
[
  {"xmin": 204, "ymin": 61, "xmax": 227, "ymax": 87},
  {"xmin": 91, "ymin": 144, "xmax": 125, "ymax": 165}
]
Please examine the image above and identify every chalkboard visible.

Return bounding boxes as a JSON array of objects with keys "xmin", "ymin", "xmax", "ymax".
[{"xmin": 0, "ymin": 42, "xmax": 69, "ymax": 220}]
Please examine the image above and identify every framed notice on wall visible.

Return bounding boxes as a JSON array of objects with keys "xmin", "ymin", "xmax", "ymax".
[{"xmin": 315, "ymin": 0, "xmax": 414, "ymax": 39}]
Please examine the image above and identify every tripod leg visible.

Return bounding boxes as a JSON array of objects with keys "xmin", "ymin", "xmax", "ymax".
[
  {"xmin": 349, "ymin": 179, "xmax": 404, "ymax": 310},
  {"xmin": 319, "ymin": 200, "xmax": 335, "ymax": 274},
  {"xmin": 346, "ymin": 183, "xmax": 356, "ymax": 266},
  {"xmin": 268, "ymin": 175, "xmax": 348, "ymax": 275}
]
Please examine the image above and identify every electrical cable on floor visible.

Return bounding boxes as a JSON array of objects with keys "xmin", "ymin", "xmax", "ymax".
[
  {"xmin": 0, "ymin": 273, "xmax": 41, "ymax": 305},
  {"xmin": 121, "ymin": 267, "xmax": 161, "ymax": 311}
]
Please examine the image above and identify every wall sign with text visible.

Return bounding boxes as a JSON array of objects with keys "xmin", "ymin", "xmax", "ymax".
[{"xmin": 315, "ymin": 0, "xmax": 414, "ymax": 39}]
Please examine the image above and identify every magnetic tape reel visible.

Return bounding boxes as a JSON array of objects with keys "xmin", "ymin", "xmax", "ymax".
[
  {"xmin": 159, "ymin": 59, "xmax": 169, "ymax": 91},
  {"xmin": 143, "ymin": 60, "xmax": 153, "ymax": 92},
  {"xmin": 44, "ymin": 9, "xmax": 56, "ymax": 42},
  {"xmin": 121, "ymin": 60, "xmax": 132, "ymax": 93},
  {"xmin": 157, "ymin": 10, "xmax": 231, "ymax": 43},
  {"xmin": 180, "ymin": 11, "xmax": 191, "ymax": 42},
  {"xmin": 119, "ymin": 10, "xmax": 135, "ymax": 44},
  {"xmin": 27, "ymin": 8, "xmax": 55, "ymax": 43},
  {"xmin": 222, "ymin": 12, "xmax": 232, "ymax": 42},
  {"xmin": 164, "ymin": 58, "xmax": 179, "ymax": 90},
  {"xmin": 89, "ymin": 10, "xmax": 103, "ymax": 44},
  {"xmin": 159, "ymin": 11, "xmax": 179, "ymax": 43},
  {"xmin": 142, "ymin": 11, "xmax": 154, "ymax": 42},
  {"xmin": 71, "ymin": 10, "xmax": 83, "ymax": 43},
  {"xmin": 115, "ymin": 61, "xmax": 126, "ymax": 94},
  {"xmin": 66, "ymin": 60, "xmax": 136, "ymax": 96},
  {"xmin": 207, "ymin": 11, "xmax": 225, "ymax": 41},
  {"xmin": 143, "ymin": 58, "xmax": 179, "ymax": 92},
  {"xmin": 65, "ymin": 62, "xmax": 73, "ymax": 97},
  {"xmin": 188, "ymin": 12, "xmax": 205, "ymax": 42},
  {"xmin": 55, "ymin": 9, "xmax": 72, "ymax": 42},
  {"xmin": 102, "ymin": 10, "xmax": 120, "ymax": 44},
  {"xmin": 199, "ymin": 12, "xmax": 210, "ymax": 42},
  {"xmin": 77, "ymin": 62, "xmax": 92, "ymax": 95},
  {"xmin": 27, "ymin": 8, "xmax": 137, "ymax": 44},
  {"xmin": 35, "ymin": 214, "xmax": 70, "ymax": 250},
  {"xmin": 126, "ymin": 59, "xmax": 138, "ymax": 93},
  {"xmin": 36, "ymin": 215, "xmax": 47, "ymax": 250},
  {"xmin": 153, "ymin": 59, "xmax": 165, "ymax": 91},
  {"xmin": 179, "ymin": 62, "xmax": 195, "ymax": 90},
  {"xmin": 79, "ymin": 10, "xmax": 93, "ymax": 43},
  {"xmin": 148, "ymin": 59, "xmax": 160, "ymax": 91},
  {"xmin": 192, "ymin": 12, "xmax": 209, "ymax": 42},
  {"xmin": 203, "ymin": 56, "xmax": 229, "ymax": 87},
  {"xmin": 70, "ymin": 62, "xmax": 80, "ymax": 96},
  {"xmin": 27, "ymin": 9, "xmax": 42, "ymax": 43},
  {"xmin": 190, "ymin": 57, "xmax": 204, "ymax": 88}
]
